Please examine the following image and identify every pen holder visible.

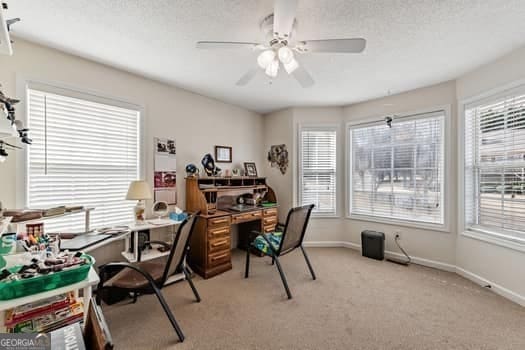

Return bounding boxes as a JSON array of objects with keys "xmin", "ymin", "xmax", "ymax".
[{"xmin": 169, "ymin": 212, "xmax": 188, "ymax": 221}]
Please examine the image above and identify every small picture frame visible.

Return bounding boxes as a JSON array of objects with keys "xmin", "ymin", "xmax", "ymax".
[
  {"xmin": 215, "ymin": 145, "xmax": 232, "ymax": 163},
  {"xmin": 244, "ymin": 162, "xmax": 258, "ymax": 177}
]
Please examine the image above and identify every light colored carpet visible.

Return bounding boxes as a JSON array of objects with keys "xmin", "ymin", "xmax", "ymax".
[{"xmin": 103, "ymin": 248, "xmax": 525, "ymax": 350}]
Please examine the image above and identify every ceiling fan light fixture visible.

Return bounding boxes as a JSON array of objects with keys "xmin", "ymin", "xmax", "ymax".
[
  {"xmin": 265, "ymin": 58, "xmax": 279, "ymax": 78},
  {"xmin": 283, "ymin": 58, "xmax": 299, "ymax": 74},
  {"xmin": 278, "ymin": 46, "xmax": 294, "ymax": 64},
  {"xmin": 257, "ymin": 49, "xmax": 276, "ymax": 69}
]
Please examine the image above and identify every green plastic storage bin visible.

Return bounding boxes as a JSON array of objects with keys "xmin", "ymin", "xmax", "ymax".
[{"xmin": 0, "ymin": 255, "xmax": 94, "ymax": 300}]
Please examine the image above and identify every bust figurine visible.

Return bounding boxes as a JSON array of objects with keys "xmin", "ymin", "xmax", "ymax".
[{"xmin": 201, "ymin": 153, "xmax": 221, "ymax": 176}]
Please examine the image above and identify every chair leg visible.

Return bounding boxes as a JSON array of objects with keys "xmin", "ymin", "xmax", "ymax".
[
  {"xmin": 131, "ymin": 292, "xmax": 139, "ymax": 303},
  {"xmin": 150, "ymin": 283, "xmax": 185, "ymax": 342},
  {"xmin": 244, "ymin": 248, "xmax": 250, "ymax": 278},
  {"xmin": 300, "ymin": 245, "xmax": 316, "ymax": 280},
  {"xmin": 184, "ymin": 267, "xmax": 201, "ymax": 302},
  {"xmin": 273, "ymin": 256, "xmax": 292, "ymax": 299},
  {"xmin": 271, "ymin": 256, "xmax": 275, "ymax": 265}
]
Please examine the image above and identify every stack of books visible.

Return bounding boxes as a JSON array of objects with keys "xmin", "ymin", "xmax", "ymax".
[{"xmin": 5, "ymin": 292, "xmax": 84, "ymax": 333}]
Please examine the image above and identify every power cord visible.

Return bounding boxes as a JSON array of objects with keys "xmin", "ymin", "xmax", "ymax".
[{"xmin": 386, "ymin": 234, "xmax": 411, "ymax": 266}]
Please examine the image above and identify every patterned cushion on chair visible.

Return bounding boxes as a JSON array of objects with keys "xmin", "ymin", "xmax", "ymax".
[{"xmin": 252, "ymin": 231, "xmax": 283, "ymax": 255}]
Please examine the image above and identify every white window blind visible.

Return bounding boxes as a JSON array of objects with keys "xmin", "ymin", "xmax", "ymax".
[
  {"xmin": 349, "ymin": 111, "xmax": 445, "ymax": 225},
  {"xmin": 27, "ymin": 86, "xmax": 140, "ymax": 233},
  {"xmin": 464, "ymin": 86, "xmax": 525, "ymax": 242},
  {"xmin": 299, "ymin": 127, "xmax": 337, "ymax": 216}
]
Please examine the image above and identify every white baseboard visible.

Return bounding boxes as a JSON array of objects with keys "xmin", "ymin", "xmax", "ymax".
[
  {"xmin": 456, "ymin": 267, "xmax": 525, "ymax": 307},
  {"xmin": 303, "ymin": 240, "xmax": 524, "ymax": 306},
  {"xmin": 303, "ymin": 240, "xmax": 456, "ymax": 272}
]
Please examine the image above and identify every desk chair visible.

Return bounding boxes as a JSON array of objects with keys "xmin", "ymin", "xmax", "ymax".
[
  {"xmin": 96, "ymin": 213, "xmax": 200, "ymax": 343},
  {"xmin": 244, "ymin": 204, "xmax": 316, "ymax": 299}
]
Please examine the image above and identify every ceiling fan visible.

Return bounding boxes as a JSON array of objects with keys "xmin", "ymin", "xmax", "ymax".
[{"xmin": 196, "ymin": 0, "xmax": 366, "ymax": 88}]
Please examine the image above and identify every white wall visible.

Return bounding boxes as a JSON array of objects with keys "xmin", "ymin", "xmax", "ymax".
[
  {"xmin": 455, "ymin": 46, "xmax": 525, "ymax": 301},
  {"xmin": 0, "ymin": 39, "xmax": 264, "ymax": 212},
  {"xmin": 342, "ymin": 81, "xmax": 458, "ymax": 266},
  {"xmin": 263, "ymin": 47, "xmax": 525, "ymax": 305},
  {"xmin": 268, "ymin": 84, "xmax": 458, "ymax": 265},
  {"xmin": 262, "ymin": 108, "xmax": 293, "ymax": 223},
  {"xmin": 292, "ymin": 107, "xmax": 346, "ymax": 242}
]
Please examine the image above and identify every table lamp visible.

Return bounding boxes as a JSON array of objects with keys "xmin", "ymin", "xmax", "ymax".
[{"xmin": 126, "ymin": 180, "xmax": 152, "ymax": 224}]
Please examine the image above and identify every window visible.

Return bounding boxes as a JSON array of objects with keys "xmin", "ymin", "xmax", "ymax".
[
  {"xmin": 299, "ymin": 126, "xmax": 337, "ymax": 216},
  {"xmin": 26, "ymin": 84, "xmax": 141, "ymax": 232},
  {"xmin": 464, "ymin": 86, "xmax": 525, "ymax": 243},
  {"xmin": 349, "ymin": 111, "xmax": 445, "ymax": 225}
]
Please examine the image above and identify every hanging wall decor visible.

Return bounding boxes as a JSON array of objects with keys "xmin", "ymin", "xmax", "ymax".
[
  {"xmin": 267, "ymin": 144, "xmax": 289, "ymax": 175},
  {"xmin": 154, "ymin": 137, "xmax": 177, "ymax": 204},
  {"xmin": 0, "ymin": 84, "xmax": 30, "ymax": 162}
]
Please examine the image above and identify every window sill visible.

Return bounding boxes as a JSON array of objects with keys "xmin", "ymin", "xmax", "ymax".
[
  {"xmin": 460, "ymin": 229, "xmax": 525, "ymax": 253},
  {"xmin": 346, "ymin": 214, "xmax": 449, "ymax": 233},
  {"xmin": 311, "ymin": 214, "xmax": 341, "ymax": 220}
]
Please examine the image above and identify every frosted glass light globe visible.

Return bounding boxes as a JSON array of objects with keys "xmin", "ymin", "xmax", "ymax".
[
  {"xmin": 257, "ymin": 50, "xmax": 276, "ymax": 69},
  {"xmin": 284, "ymin": 58, "xmax": 299, "ymax": 74},
  {"xmin": 278, "ymin": 46, "xmax": 294, "ymax": 64},
  {"xmin": 265, "ymin": 59, "xmax": 279, "ymax": 78}
]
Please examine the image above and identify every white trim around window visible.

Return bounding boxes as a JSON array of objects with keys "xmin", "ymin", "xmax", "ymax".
[
  {"xmin": 297, "ymin": 123, "xmax": 340, "ymax": 218},
  {"xmin": 346, "ymin": 105, "xmax": 451, "ymax": 233},
  {"xmin": 458, "ymin": 79, "xmax": 525, "ymax": 252},
  {"xmin": 16, "ymin": 78, "xmax": 146, "ymax": 208},
  {"xmin": 17, "ymin": 78, "xmax": 145, "ymax": 231}
]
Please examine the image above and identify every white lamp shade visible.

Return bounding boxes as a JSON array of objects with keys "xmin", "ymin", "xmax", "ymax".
[
  {"xmin": 265, "ymin": 59, "xmax": 279, "ymax": 78},
  {"xmin": 257, "ymin": 50, "xmax": 276, "ymax": 69},
  {"xmin": 278, "ymin": 46, "xmax": 294, "ymax": 64},
  {"xmin": 126, "ymin": 180, "xmax": 152, "ymax": 200}
]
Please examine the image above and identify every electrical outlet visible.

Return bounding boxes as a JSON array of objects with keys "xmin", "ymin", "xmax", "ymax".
[{"xmin": 394, "ymin": 231, "xmax": 402, "ymax": 240}]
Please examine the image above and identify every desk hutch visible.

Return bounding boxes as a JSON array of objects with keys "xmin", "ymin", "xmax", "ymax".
[{"xmin": 185, "ymin": 176, "xmax": 278, "ymax": 278}]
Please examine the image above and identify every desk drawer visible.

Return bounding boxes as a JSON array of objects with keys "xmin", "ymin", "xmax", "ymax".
[
  {"xmin": 208, "ymin": 236, "xmax": 231, "ymax": 253},
  {"xmin": 208, "ymin": 250, "xmax": 230, "ymax": 267},
  {"xmin": 263, "ymin": 216, "xmax": 277, "ymax": 225},
  {"xmin": 263, "ymin": 224, "xmax": 276, "ymax": 233},
  {"xmin": 208, "ymin": 226, "xmax": 230, "ymax": 239},
  {"xmin": 208, "ymin": 216, "xmax": 231, "ymax": 228},
  {"xmin": 231, "ymin": 211, "xmax": 262, "ymax": 224},
  {"xmin": 263, "ymin": 208, "xmax": 277, "ymax": 217}
]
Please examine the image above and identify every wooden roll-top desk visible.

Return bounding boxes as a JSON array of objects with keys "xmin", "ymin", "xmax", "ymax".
[{"xmin": 185, "ymin": 176, "xmax": 278, "ymax": 278}]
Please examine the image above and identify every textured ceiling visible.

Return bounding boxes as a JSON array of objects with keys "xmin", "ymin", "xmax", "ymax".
[{"xmin": 6, "ymin": 0, "xmax": 525, "ymax": 113}]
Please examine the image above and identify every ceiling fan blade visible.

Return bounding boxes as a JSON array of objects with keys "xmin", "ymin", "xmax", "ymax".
[
  {"xmin": 196, "ymin": 41, "xmax": 259, "ymax": 50},
  {"xmin": 273, "ymin": 0, "xmax": 298, "ymax": 39},
  {"xmin": 291, "ymin": 65, "xmax": 314, "ymax": 88},
  {"xmin": 236, "ymin": 69, "xmax": 258, "ymax": 86},
  {"xmin": 299, "ymin": 38, "xmax": 366, "ymax": 53}
]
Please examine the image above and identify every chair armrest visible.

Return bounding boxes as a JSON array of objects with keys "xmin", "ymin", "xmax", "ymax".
[{"xmin": 97, "ymin": 262, "xmax": 158, "ymax": 291}]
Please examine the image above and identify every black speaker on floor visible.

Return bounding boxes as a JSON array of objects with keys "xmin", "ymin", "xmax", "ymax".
[{"xmin": 361, "ymin": 230, "xmax": 385, "ymax": 261}]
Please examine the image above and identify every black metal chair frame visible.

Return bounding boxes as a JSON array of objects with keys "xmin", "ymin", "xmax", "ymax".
[
  {"xmin": 244, "ymin": 204, "xmax": 316, "ymax": 299},
  {"xmin": 96, "ymin": 214, "xmax": 200, "ymax": 343}
]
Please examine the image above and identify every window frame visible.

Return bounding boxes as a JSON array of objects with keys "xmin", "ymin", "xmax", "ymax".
[
  {"xmin": 16, "ymin": 79, "xmax": 145, "ymax": 225},
  {"xmin": 297, "ymin": 123, "xmax": 340, "ymax": 218},
  {"xmin": 346, "ymin": 106, "xmax": 451, "ymax": 232},
  {"xmin": 458, "ymin": 80, "xmax": 525, "ymax": 252}
]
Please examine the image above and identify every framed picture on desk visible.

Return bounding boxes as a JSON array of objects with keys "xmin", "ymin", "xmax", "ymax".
[{"xmin": 244, "ymin": 162, "xmax": 257, "ymax": 177}]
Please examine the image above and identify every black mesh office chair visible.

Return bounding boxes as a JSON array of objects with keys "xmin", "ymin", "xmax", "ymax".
[
  {"xmin": 96, "ymin": 213, "xmax": 200, "ymax": 343},
  {"xmin": 244, "ymin": 204, "xmax": 316, "ymax": 299}
]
